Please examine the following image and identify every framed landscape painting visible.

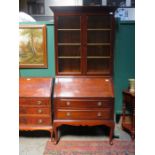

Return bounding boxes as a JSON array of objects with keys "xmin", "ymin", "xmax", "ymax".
[{"xmin": 19, "ymin": 25, "xmax": 48, "ymax": 68}]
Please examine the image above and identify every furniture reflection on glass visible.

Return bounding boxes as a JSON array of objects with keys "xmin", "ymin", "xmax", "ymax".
[{"xmin": 122, "ymin": 90, "xmax": 135, "ymax": 140}]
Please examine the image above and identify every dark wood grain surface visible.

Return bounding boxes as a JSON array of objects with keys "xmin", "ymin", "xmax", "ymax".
[{"xmin": 54, "ymin": 77, "xmax": 114, "ymax": 98}]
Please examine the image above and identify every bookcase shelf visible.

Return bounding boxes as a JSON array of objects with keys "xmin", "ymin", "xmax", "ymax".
[
  {"xmin": 87, "ymin": 29, "xmax": 112, "ymax": 31},
  {"xmin": 87, "ymin": 43, "xmax": 111, "ymax": 46},
  {"xmin": 52, "ymin": 6, "xmax": 115, "ymax": 76},
  {"xmin": 87, "ymin": 56, "xmax": 111, "ymax": 59},
  {"xmin": 58, "ymin": 56, "xmax": 81, "ymax": 59},
  {"xmin": 58, "ymin": 43, "xmax": 81, "ymax": 46},
  {"xmin": 58, "ymin": 29, "xmax": 81, "ymax": 31}
]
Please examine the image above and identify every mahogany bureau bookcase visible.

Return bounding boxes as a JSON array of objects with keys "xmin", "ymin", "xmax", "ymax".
[
  {"xmin": 50, "ymin": 6, "xmax": 117, "ymax": 144},
  {"xmin": 19, "ymin": 77, "xmax": 53, "ymax": 140}
]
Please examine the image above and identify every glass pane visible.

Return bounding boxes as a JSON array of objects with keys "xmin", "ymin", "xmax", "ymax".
[
  {"xmin": 87, "ymin": 16, "xmax": 111, "ymax": 29},
  {"xmin": 87, "ymin": 31, "xmax": 110, "ymax": 43},
  {"xmin": 87, "ymin": 46, "xmax": 110, "ymax": 57},
  {"xmin": 87, "ymin": 59, "xmax": 110, "ymax": 74},
  {"xmin": 58, "ymin": 16, "xmax": 80, "ymax": 29},
  {"xmin": 58, "ymin": 31, "xmax": 80, "ymax": 43},
  {"xmin": 58, "ymin": 46, "xmax": 81, "ymax": 57},
  {"xmin": 58, "ymin": 59, "xmax": 81, "ymax": 73}
]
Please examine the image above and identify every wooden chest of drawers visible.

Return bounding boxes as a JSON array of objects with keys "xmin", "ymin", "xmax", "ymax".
[
  {"xmin": 19, "ymin": 77, "xmax": 53, "ymax": 139},
  {"xmin": 53, "ymin": 77, "xmax": 114, "ymax": 144}
]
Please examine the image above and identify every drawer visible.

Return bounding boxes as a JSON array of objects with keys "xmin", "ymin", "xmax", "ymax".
[
  {"xmin": 19, "ymin": 116, "xmax": 51, "ymax": 125},
  {"xmin": 56, "ymin": 100, "xmax": 113, "ymax": 109},
  {"xmin": 19, "ymin": 98, "xmax": 50, "ymax": 106},
  {"xmin": 19, "ymin": 107, "xmax": 50, "ymax": 115},
  {"xmin": 55, "ymin": 109, "xmax": 113, "ymax": 120}
]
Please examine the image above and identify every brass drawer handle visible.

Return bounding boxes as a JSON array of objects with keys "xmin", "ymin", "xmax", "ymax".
[
  {"xmin": 66, "ymin": 102, "xmax": 70, "ymax": 106},
  {"xmin": 38, "ymin": 119, "xmax": 43, "ymax": 124},
  {"xmin": 97, "ymin": 112, "xmax": 102, "ymax": 117},
  {"xmin": 37, "ymin": 101, "xmax": 42, "ymax": 105},
  {"xmin": 38, "ymin": 109, "xmax": 43, "ymax": 113},
  {"xmin": 66, "ymin": 112, "xmax": 71, "ymax": 116},
  {"xmin": 97, "ymin": 102, "xmax": 102, "ymax": 106}
]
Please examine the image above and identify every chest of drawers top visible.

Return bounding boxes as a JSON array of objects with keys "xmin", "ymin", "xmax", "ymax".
[
  {"xmin": 54, "ymin": 77, "xmax": 114, "ymax": 98},
  {"xmin": 19, "ymin": 77, "xmax": 53, "ymax": 98}
]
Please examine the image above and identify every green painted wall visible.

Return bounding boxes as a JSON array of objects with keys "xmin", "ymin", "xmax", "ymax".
[
  {"xmin": 19, "ymin": 21, "xmax": 55, "ymax": 77},
  {"xmin": 114, "ymin": 20, "xmax": 135, "ymax": 113},
  {"xmin": 19, "ymin": 20, "xmax": 135, "ymax": 114}
]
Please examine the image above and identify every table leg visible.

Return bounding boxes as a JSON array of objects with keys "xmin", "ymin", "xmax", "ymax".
[
  {"xmin": 109, "ymin": 124, "xmax": 114, "ymax": 145},
  {"xmin": 50, "ymin": 128, "xmax": 54, "ymax": 142},
  {"xmin": 53, "ymin": 126, "xmax": 58, "ymax": 145}
]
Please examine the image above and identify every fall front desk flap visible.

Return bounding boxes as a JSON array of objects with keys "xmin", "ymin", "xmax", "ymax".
[
  {"xmin": 19, "ymin": 77, "xmax": 53, "ymax": 97},
  {"xmin": 54, "ymin": 77, "xmax": 114, "ymax": 98}
]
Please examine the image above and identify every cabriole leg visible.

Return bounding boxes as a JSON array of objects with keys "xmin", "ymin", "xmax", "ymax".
[
  {"xmin": 109, "ymin": 124, "xmax": 114, "ymax": 145},
  {"xmin": 53, "ymin": 126, "xmax": 58, "ymax": 145}
]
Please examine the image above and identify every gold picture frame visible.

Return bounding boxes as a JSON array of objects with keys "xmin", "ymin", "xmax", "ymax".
[{"xmin": 19, "ymin": 25, "xmax": 47, "ymax": 68}]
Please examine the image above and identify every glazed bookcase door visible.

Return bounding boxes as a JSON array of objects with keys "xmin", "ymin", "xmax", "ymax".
[
  {"xmin": 86, "ymin": 15, "xmax": 113, "ymax": 75},
  {"xmin": 56, "ymin": 15, "xmax": 82, "ymax": 75}
]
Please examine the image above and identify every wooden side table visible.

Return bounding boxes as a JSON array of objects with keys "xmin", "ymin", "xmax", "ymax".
[{"xmin": 122, "ymin": 90, "xmax": 135, "ymax": 140}]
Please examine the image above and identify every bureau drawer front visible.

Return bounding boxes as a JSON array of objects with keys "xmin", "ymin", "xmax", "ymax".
[
  {"xmin": 19, "ymin": 116, "xmax": 51, "ymax": 125},
  {"xmin": 56, "ymin": 100, "xmax": 113, "ymax": 109},
  {"xmin": 55, "ymin": 109, "xmax": 113, "ymax": 120},
  {"xmin": 19, "ymin": 107, "xmax": 50, "ymax": 115},
  {"xmin": 19, "ymin": 98, "xmax": 50, "ymax": 106}
]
